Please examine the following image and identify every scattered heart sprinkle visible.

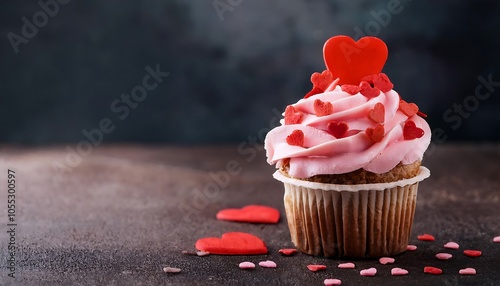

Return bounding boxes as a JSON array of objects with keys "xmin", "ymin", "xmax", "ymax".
[
  {"xmin": 459, "ymin": 268, "xmax": 476, "ymax": 275},
  {"xmin": 196, "ymin": 251, "xmax": 210, "ymax": 257},
  {"xmin": 417, "ymin": 233, "xmax": 435, "ymax": 241},
  {"xmin": 307, "ymin": 264, "xmax": 327, "ymax": 272},
  {"xmin": 494, "ymin": 236, "xmax": 500, "ymax": 243},
  {"xmin": 284, "ymin": 105, "xmax": 303, "ymax": 125},
  {"xmin": 463, "ymin": 250, "xmax": 482, "ymax": 257},
  {"xmin": 379, "ymin": 257, "xmax": 395, "ymax": 265},
  {"xmin": 314, "ymin": 99, "xmax": 334, "ymax": 117},
  {"xmin": 195, "ymin": 232, "xmax": 268, "ymax": 255},
  {"xmin": 424, "ymin": 266, "xmax": 443, "ymax": 275},
  {"xmin": 443, "ymin": 242, "xmax": 459, "ymax": 249},
  {"xmin": 163, "ymin": 267, "xmax": 181, "ymax": 273},
  {"xmin": 286, "ymin": 129, "xmax": 305, "ymax": 147},
  {"xmin": 360, "ymin": 267, "xmax": 377, "ymax": 277},
  {"xmin": 216, "ymin": 205, "xmax": 280, "ymax": 224},
  {"xmin": 181, "ymin": 250, "xmax": 197, "ymax": 256},
  {"xmin": 368, "ymin": 102, "xmax": 385, "ymax": 123},
  {"xmin": 259, "ymin": 260, "xmax": 277, "ymax": 268},
  {"xmin": 391, "ymin": 267, "xmax": 409, "ymax": 276},
  {"xmin": 338, "ymin": 262, "xmax": 355, "ymax": 269},
  {"xmin": 403, "ymin": 120, "xmax": 424, "ymax": 140},
  {"xmin": 239, "ymin": 261, "xmax": 256, "ymax": 269},
  {"xmin": 435, "ymin": 253, "xmax": 452, "ymax": 260},
  {"xmin": 366, "ymin": 124, "xmax": 384, "ymax": 142},
  {"xmin": 278, "ymin": 248, "xmax": 298, "ymax": 256},
  {"xmin": 406, "ymin": 244, "xmax": 417, "ymax": 251},
  {"xmin": 324, "ymin": 278, "xmax": 342, "ymax": 285}
]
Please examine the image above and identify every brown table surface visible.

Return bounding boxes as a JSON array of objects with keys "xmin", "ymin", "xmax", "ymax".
[{"xmin": 1, "ymin": 143, "xmax": 499, "ymax": 285}]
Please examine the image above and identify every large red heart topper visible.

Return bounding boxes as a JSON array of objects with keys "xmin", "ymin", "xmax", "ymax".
[
  {"xmin": 323, "ymin": 36, "xmax": 388, "ymax": 85},
  {"xmin": 195, "ymin": 232, "xmax": 268, "ymax": 255}
]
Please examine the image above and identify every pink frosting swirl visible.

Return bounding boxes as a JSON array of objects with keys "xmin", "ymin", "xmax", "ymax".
[{"xmin": 264, "ymin": 85, "xmax": 431, "ymax": 178}]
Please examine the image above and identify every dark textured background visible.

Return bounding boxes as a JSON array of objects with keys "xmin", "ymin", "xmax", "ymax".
[{"xmin": 1, "ymin": 0, "xmax": 500, "ymax": 145}]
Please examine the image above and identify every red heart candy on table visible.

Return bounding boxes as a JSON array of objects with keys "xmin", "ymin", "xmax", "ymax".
[
  {"xmin": 278, "ymin": 248, "xmax": 297, "ymax": 256},
  {"xmin": 424, "ymin": 266, "xmax": 443, "ymax": 275},
  {"xmin": 417, "ymin": 233, "xmax": 435, "ymax": 241},
  {"xmin": 403, "ymin": 120, "xmax": 424, "ymax": 140},
  {"xmin": 463, "ymin": 250, "xmax": 482, "ymax": 257},
  {"xmin": 286, "ymin": 129, "xmax": 305, "ymax": 147},
  {"xmin": 327, "ymin": 121, "xmax": 349, "ymax": 138},
  {"xmin": 216, "ymin": 205, "xmax": 280, "ymax": 224},
  {"xmin": 368, "ymin": 102, "xmax": 385, "ymax": 123},
  {"xmin": 323, "ymin": 36, "xmax": 388, "ymax": 85},
  {"xmin": 307, "ymin": 264, "xmax": 327, "ymax": 272},
  {"xmin": 195, "ymin": 232, "xmax": 268, "ymax": 255}
]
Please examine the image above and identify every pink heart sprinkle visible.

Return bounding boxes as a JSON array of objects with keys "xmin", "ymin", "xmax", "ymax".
[
  {"xmin": 163, "ymin": 267, "xmax": 181, "ymax": 273},
  {"xmin": 196, "ymin": 251, "xmax": 210, "ymax": 257},
  {"xmin": 379, "ymin": 257, "xmax": 395, "ymax": 265},
  {"xmin": 443, "ymin": 242, "xmax": 459, "ymax": 249},
  {"xmin": 324, "ymin": 278, "xmax": 342, "ymax": 285},
  {"xmin": 391, "ymin": 267, "xmax": 409, "ymax": 276},
  {"xmin": 406, "ymin": 244, "xmax": 417, "ymax": 251},
  {"xmin": 435, "ymin": 253, "xmax": 453, "ymax": 260},
  {"xmin": 259, "ymin": 260, "xmax": 277, "ymax": 268},
  {"xmin": 360, "ymin": 267, "xmax": 377, "ymax": 277},
  {"xmin": 493, "ymin": 236, "xmax": 500, "ymax": 243},
  {"xmin": 459, "ymin": 268, "xmax": 476, "ymax": 275},
  {"xmin": 338, "ymin": 262, "xmax": 355, "ymax": 269},
  {"xmin": 239, "ymin": 262, "xmax": 255, "ymax": 269}
]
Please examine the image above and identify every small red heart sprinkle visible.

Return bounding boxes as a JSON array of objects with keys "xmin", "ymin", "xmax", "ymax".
[
  {"xmin": 463, "ymin": 250, "xmax": 482, "ymax": 257},
  {"xmin": 359, "ymin": 81, "xmax": 380, "ymax": 98},
  {"xmin": 368, "ymin": 102, "xmax": 385, "ymax": 123},
  {"xmin": 417, "ymin": 111, "xmax": 428, "ymax": 118},
  {"xmin": 327, "ymin": 121, "xmax": 349, "ymax": 138},
  {"xmin": 216, "ymin": 205, "xmax": 280, "ymax": 224},
  {"xmin": 366, "ymin": 124, "xmax": 384, "ymax": 142},
  {"xmin": 286, "ymin": 130, "xmax": 305, "ymax": 147},
  {"xmin": 372, "ymin": 73, "xmax": 393, "ymax": 92},
  {"xmin": 424, "ymin": 266, "xmax": 443, "ymax": 275},
  {"xmin": 314, "ymin": 99, "xmax": 334, "ymax": 117},
  {"xmin": 323, "ymin": 36, "xmax": 388, "ymax": 85},
  {"xmin": 311, "ymin": 70, "xmax": 334, "ymax": 91},
  {"xmin": 195, "ymin": 232, "xmax": 268, "ymax": 255},
  {"xmin": 307, "ymin": 264, "xmax": 327, "ymax": 272},
  {"xmin": 399, "ymin": 100, "xmax": 419, "ymax": 117},
  {"xmin": 278, "ymin": 248, "xmax": 298, "ymax": 256},
  {"xmin": 341, "ymin": 84, "xmax": 361, "ymax": 95},
  {"xmin": 417, "ymin": 233, "xmax": 435, "ymax": 241},
  {"xmin": 403, "ymin": 120, "xmax": 424, "ymax": 140},
  {"xmin": 305, "ymin": 86, "xmax": 324, "ymax": 98},
  {"xmin": 284, "ymin": 105, "xmax": 303, "ymax": 125}
]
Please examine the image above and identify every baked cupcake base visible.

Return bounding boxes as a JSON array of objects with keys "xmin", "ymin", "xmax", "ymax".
[{"xmin": 274, "ymin": 167, "xmax": 430, "ymax": 258}]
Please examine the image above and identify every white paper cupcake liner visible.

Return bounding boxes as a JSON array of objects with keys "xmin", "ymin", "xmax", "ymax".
[{"xmin": 274, "ymin": 167, "xmax": 430, "ymax": 258}]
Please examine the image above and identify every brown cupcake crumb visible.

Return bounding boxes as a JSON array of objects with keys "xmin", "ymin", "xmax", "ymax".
[{"xmin": 280, "ymin": 160, "xmax": 421, "ymax": 184}]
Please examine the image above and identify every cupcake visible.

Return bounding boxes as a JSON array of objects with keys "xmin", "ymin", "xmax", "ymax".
[{"xmin": 264, "ymin": 35, "xmax": 431, "ymax": 258}]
